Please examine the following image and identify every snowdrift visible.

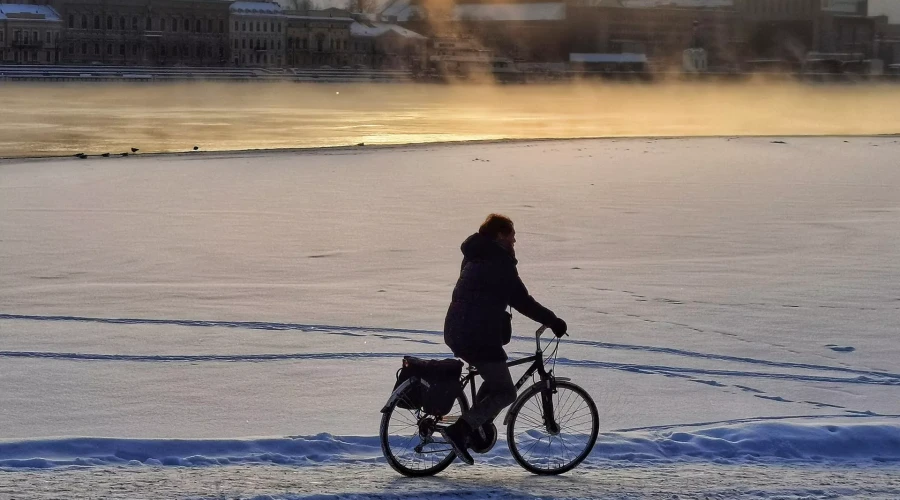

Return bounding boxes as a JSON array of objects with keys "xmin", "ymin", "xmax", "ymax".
[{"xmin": 2, "ymin": 421, "xmax": 899, "ymax": 469}]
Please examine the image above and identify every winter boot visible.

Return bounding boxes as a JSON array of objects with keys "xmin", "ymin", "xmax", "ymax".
[{"xmin": 440, "ymin": 419, "xmax": 475, "ymax": 465}]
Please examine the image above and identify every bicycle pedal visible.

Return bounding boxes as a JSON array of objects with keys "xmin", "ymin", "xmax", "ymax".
[{"xmin": 469, "ymin": 423, "xmax": 497, "ymax": 454}]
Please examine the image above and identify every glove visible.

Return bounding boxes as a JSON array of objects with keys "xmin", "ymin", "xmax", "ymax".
[{"xmin": 550, "ymin": 318, "xmax": 568, "ymax": 338}]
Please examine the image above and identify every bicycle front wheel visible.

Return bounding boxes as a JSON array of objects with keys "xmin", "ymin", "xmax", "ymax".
[
  {"xmin": 380, "ymin": 386, "xmax": 469, "ymax": 477},
  {"xmin": 506, "ymin": 380, "xmax": 599, "ymax": 475}
]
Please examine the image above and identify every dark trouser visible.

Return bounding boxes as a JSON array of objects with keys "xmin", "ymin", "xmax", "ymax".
[{"xmin": 461, "ymin": 361, "xmax": 517, "ymax": 429}]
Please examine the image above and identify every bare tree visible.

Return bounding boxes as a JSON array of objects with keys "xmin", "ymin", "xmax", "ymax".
[{"xmin": 344, "ymin": 0, "xmax": 378, "ymax": 13}]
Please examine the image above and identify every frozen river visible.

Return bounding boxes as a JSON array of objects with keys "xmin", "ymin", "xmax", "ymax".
[{"xmin": 1, "ymin": 81, "xmax": 900, "ymax": 158}]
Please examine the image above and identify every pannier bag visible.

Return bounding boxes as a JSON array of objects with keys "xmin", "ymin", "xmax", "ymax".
[{"xmin": 393, "ymin": 356, "xmax": 463, "ymax": 416}]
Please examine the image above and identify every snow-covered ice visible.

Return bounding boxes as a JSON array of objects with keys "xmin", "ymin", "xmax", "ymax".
[{"xmin": 1, "ymin": 136, "xmax": 899, "ymax": 497}]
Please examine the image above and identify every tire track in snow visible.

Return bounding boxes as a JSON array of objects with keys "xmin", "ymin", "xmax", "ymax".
[
  {"xmin": 0, "ymin": 350, "xmax": 438, "ymax": 363},
  {"xmin": 4, "ymin": 312, "xmax": 899, "ymax": 381},
  {"xmin": 1, "ymin": 349, "xmax": 898, "ymax": 388}
]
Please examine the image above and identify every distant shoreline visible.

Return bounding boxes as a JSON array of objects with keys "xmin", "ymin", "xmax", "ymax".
[
  {"xmin": 3, "ymin": 134, "xmax": 899, "ymax": 165},
  {"xmin": 1, "ymin": 64, "xmax": 899, "ymax": 85}
]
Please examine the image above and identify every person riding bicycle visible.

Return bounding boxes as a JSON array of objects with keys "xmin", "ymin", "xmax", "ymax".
[{"xmin": 441, "ymin": 213, "xmax": 567, "ymax": 465}]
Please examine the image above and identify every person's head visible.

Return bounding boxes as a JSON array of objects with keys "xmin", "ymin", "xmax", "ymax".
[{"xmin": 478, "ymin": 213, "xmax": 516, "ymax": 252}]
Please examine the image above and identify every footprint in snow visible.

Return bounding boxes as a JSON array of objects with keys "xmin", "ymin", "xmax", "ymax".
[
  {"xmin": 691, "ymin": 379, "xmax": 726, "ymax": 387},
  {"xmin": 826, "ymin": 344, "xmax": 856, "ymax": 353},
  {"xmin": 754, "ymin": 394, "xmax": 793, "ymax": 403}
]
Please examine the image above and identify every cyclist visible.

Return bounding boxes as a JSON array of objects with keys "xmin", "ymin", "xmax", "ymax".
[{"xmin": 441, "ymin": 213, "xmax": 567, "ymax": 464}]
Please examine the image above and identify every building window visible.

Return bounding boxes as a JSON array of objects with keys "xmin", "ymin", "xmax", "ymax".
[
  {"xmin": 94, "ymin": 16, "xmax": 100, "ymax": 30},
  {"xmin": 161, "ymin": 19, "xmax": 166, "ymax": 31},
  {"xmin": 234, "ymin": 39, "xmax": 238, "ymax": 49},
  {"xmin": 235, "ymin": 21, "xmax": 239, "ymax": 31},
  {"xmin": 68, "ymin": 14, "xmax": 74, "ymax": 28},
  {"xmin": 256, "ymin": 22, "xmax": 260, "ymax": 31},
  {"xmin": 243, "ymin": 22, "xmax": 247, "ymax": 31},
  {"xmin": 220, "ymin": 20, "xmax": 224, "ymax": 33},
  {"xmin": 264, "ymin": 22, "xmax": 268, "ymax": 33},
  {"xmin": 133, "ymin": 45, "xmax": 138, "ymax": 56},
  {"xmin": 107, "ymin": 44, "xmax": 112, "ymax": 55},
  {"xmin": 249, "ymin": 22, "xmax": 253, "ymax": 32},
  {"xmin": 107, "ymin": 16, "xmax": 112, "ymax": 30},
  {"xmin": 46, "ymin": 31, "xmax": 51, "ymax": 43},
  {"xmin": 242, "ymin": 39, "xmax": 246, "ymax": 49},
  {"xmin": 161, "ymin": 46, "xmax": 166, "ymax": 57},
  {"xmin": 184, "ymin": 19, "xmax": 190, "ymax": 31},
  {"xmin": 207, "ymin": 20, "xmax": 212, "ymax": 32},
  {"xmin": 94, "ymin": 43, "xmax": 100, "ymax": 55},
  {"xmin": 81, "ymin": 15, "xmax": 87, "ymax": 29},
  {"xmin": 145, "ymin": 17, "xmax": 151, "ymax": 30},
  {"xmin": 277, "ymin": 23, "xmax": 281, "ymax": 33},
  {"xmin": 119, "ymin": 44, "xmax": 125, "ymax": 55},
  {"xmin": 81, "ymin": 42, "xmax": 86, "ymax": 54},
  {"xmin": 172, "ymin": 18, "xmax": 177, "ymax": 32}
]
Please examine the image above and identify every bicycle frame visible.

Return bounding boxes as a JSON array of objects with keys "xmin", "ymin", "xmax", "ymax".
[{"xmin": 461, "ymin": 326, "xmax": 567, "ymax": 432}]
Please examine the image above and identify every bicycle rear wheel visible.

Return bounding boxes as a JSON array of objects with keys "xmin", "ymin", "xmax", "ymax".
[
  {"xmin": 506, "ymin": 380, "xmax": 598, "ymax": 475},
  {"xmin": 380, "ymin": 385, "xmax": 469, "ymax": 477}
]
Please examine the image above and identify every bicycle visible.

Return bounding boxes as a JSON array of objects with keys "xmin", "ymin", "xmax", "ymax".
[{"xmin": 379, "ymin": 325, "xmax": 599, "ymax": 476}]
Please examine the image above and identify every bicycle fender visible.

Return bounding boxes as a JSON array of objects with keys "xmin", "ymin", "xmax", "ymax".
[
  {"xmin": 501, "ymin": 377, "xmax": 570, "ymax": 425},
  {"xmin": 380, "ymin": 377, "xmax": 418, "ymax": 413}
]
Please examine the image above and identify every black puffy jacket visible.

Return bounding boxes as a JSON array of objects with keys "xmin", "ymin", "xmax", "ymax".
[{"xmin": 443, "ymin": 232, "xmax": 558, "ymax": 363}]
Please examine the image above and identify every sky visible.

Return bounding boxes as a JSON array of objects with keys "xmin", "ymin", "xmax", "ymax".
[{"xmin": 869, "ymin": 0, "xmax": 900, "ymax": 22}]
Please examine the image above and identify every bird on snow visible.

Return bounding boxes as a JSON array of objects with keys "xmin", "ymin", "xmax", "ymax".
[
  {"xmin": 75, "ymin": 153, "xmax": 87, "ymax": 159},
  {"xmin": 101, "ymin": 153, "xmax": 110, "ymax": 157},
  {"xmin": 193, "ymin": 146, "xmax": 199, "ymax": 151}
]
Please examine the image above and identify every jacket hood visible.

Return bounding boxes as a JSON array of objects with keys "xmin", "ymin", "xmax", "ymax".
[{"xmin": 460, "ymin": 232, "xmax": 516, "ymax": 264}]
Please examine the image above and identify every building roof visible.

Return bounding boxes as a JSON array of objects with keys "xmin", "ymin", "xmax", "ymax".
[
  {"xmin": 286, "ymin": 11, "xmax": 354, "ymax": 22},
  {"xmin": 570, "ymin": 52, "xmax": 648, "ymax": 63},
  {"xmin": 350, "ymin": 21, "xmax": 425, "ymax": 39},
  {"xmin": 822, "ymin": 0, "xmax": 865, "ymax": 14},
  {"xmin": 454, "ymin": 2, "xmax": 566, "ymax": 21},
  {"xmin": 621, "ymin": 0, "xmax": 733, "ymax": 7},
  {"xmin": 0, "ymin": 4, "xmax": 61, "ymax": 21},
  {"xmin": 230, "ymin": 2, "xmax": 283, "ymax": 15},
  {"xmin": 378, "ymin": 0, "xmax": 423, "ymax": 23}
]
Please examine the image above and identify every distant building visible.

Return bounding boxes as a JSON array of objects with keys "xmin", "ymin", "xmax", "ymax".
[
  {"xmin": 285, "ymin": 8, "xmax": 354, "ymax": 68},
  {"xmin": 397, "ymin": 0, "xmax": 740, "ymax": 69},
  {"xmin": 0, "ymin": 4, "xmax": 63, "ymax": 64},
  {"xmin": 425, "ymin": 35, "xmax": 492, "ymax": 77},
  {"xmin": 568, "ymin": 1, "xmax": 743, "ymax": 70},
  {"xmin": 229, "ymin": 1, "xmax": 285, "ymax": 67},
  {"xmin": 351, "ymin": 19, "xmax": 426, "ymax": 69},
  {"xmin": 52, "ymin": 0, "xmax": 230, "ymax": 66},
  {"xmin": 735, "ymin": 0, "xmax": 884, "ymax": 66}
]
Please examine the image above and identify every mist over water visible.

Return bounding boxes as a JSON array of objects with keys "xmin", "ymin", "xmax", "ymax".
[{"xmin": 1, "ymin": 81, "xmax": 899, "ymax": 158}]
